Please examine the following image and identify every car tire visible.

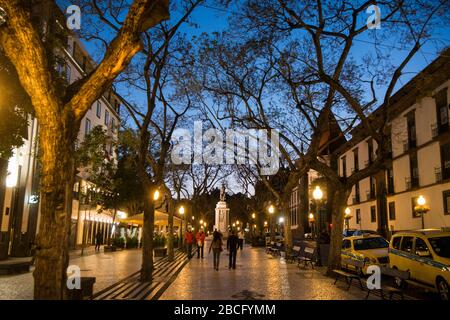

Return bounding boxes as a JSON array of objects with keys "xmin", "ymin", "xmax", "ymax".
[{"xmin": 436, "ymin": 277, "xmax": 449, "ymax": 301}]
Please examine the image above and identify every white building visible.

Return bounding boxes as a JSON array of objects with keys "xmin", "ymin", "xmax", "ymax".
[{"xmin": 338, "ymin": 48, "xmax": 450, "ymax": 233}]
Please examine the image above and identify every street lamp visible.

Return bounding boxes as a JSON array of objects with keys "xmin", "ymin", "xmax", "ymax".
[
  {"xmin": 268, "ymin": 205, "xmax": 275, "ymax": 240},
  {"xmin": 415, "ymin": 195, "xmax": 430, "ymax": 229},
  {"xmin": 252, "ymin": 213, "xmax": 256, "ymax": 219},
  {"xmin": 308, "ymin": 213, "xmax": 316, "ymax": 239},
  {"xmin": 312, "ymin": 186, "xmax": 323, "ymax": 237},
  {"xmin": 153, "ymin": 190, "xmax": 160, "ymax": 201},
  {"xmin": 200, "ymin": 219, "xmax": 203, "ymax": 225},
  {"xmin": 344, "ymin": 207, "xmax": 353, "ymax": 231},
  {"xmin": 179, "ymin": 206, "xmax": 185, "ymax": 248}
]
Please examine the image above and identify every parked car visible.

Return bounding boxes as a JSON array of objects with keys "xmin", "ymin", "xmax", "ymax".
[
  {"xmin": 389, "ymin": 229, "xmax": 450, "ymax": 300},
  {"xmin": 341, "ymin": 234, "xmax": 390, "ymax": 275},
  {"xmin": 342, "ymin": 229, "xmax": 357, "ymax": 237},
  {"xmin": 353, "ymin": 230, "xmax": 378, "ymax": 236}
]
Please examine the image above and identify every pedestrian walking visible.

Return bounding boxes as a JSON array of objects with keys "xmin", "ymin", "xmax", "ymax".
[
  {"xmin": 227, "ymin": 230, "xmax": 239, "ymax": 269},
  {"xmin": 95, "ymin": 231, "xmax": 102, "ymax": 252},
  {"xmin": 196, "ymin": 229, "xmax": 206, "ymax": 259},
  {"xmin": 185, "ymin": 228, "xmax": 194, "ymax": 259},
  {"xmin": 209, "ymin": 229, "xmax": 223, "ymax": 271},
  {"xmin": 238, "ymin": 229, "xmax": 245, "ymax": 250}
]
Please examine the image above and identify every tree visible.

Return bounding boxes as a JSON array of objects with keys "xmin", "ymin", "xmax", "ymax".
[{"xmin": 0, "ymin": 0, "xmax": 169, "ymax": 299}]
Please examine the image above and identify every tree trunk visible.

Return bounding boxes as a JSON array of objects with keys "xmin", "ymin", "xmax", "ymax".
[
  {"xmin": 327, "ymin": 187, "xmax": 350, "ymax": 274},
  {"xmin": 375, "ymin": 170, "xmax": 389, "ymax": 239},
  {"xmin": 167, "ymin": 199, "xmax": 174, "ymax": 261},
  {"xmin": 280, "ymin": 199, "xmax": 292, "ymax": 255},
  {"xmin": 33, "ymin": 123, "xmax": 75, "ymax": 299},
  {"xmin": 140, "ymin": 185, "xmax": 154, "ymax": 282}
]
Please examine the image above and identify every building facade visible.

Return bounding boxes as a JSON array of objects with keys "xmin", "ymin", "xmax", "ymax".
[{"xmin": 338, "ymin": 49, "xmax": 450, "ymax": 233}]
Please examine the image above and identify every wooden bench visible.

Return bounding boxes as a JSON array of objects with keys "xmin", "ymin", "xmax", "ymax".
[
  {"xmin": 68, "ymin": 277, "xmax": 96, "ymax": 300},
  {"xmin": 333, "ymin": 258, "xmax": 364, "ymax": 290},
  {"xmin": 271, "ymin": 242, "xmax": 282, "ymax": 256},
  {"xmin": 0, "ymin": 260, "xmax": 31, "ymax": 275},
  {"xmin": 364, "ymin": 266, "xmax": 408, "ymax": 300},
  {"xmin": 297, "ymin": 246, "xmax": 316, "ymax": 269},
  {"xmin": 285, "ymin": 246, "xmax": 301, "ymax": 263}
]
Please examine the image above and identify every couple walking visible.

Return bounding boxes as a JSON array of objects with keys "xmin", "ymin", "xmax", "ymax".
[
  {"xmin": 184, "ymin": 228, "xmax": 206, "ymax": 259},
  {"xmin": 208, "ymin": 229, "xmax": 240, "ymax": 271}
]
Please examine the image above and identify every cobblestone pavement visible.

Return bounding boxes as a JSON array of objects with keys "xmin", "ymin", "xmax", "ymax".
[
  {"xmin": 160, "ymin": 242, "xmax": 376, "ymax": 300},
  {"xmin": 0, "ymin": 248, "xmax": 142, "ymax": 300}
]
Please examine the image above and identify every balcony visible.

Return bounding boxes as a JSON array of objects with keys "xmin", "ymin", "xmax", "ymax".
[
  {"xmin": 366, "ymin": 189, "xmax": 376, "ymax": 200},
  {"xmin": 431, "ymin": 122, "xmax": 449, "ymax": 138},
  {"xmin": 352, "ymin": 194, "xmax": 360, "ymax": 204},
  {"xmin": 405, "ymin": 176, "xmax": 419, "ymax": 190},
  {"xmin": 435, "ymin": 167, "xmax": 443, "ymax": 183}
]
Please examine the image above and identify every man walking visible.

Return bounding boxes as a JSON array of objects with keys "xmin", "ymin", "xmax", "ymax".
[
  {"xmin": 227, "ymin": 230, "xmax": 239, "ymax": 269},
  {"xmin": 185, "ymin": 228, "xmax": 194, "ymax": 259},
  {"xmin": 95, "ymin": 231, "xmax": 103, "ymax": 252},
  {"xmin": 196, "ymin": 229, "xmax": 206, "ymax": 259}
]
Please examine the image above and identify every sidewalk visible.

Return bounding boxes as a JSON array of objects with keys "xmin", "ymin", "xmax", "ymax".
[
  {"xmin": 0, "ymin": 248, "xmax": 142, "ymax": 300},
  {"xmin": 160, "ymin": 241, "xmax": 375, "ymax": 300}
]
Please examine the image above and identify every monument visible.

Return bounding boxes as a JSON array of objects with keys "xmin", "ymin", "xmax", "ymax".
[{"xmin": 214, "ymin": 184, "xmax": 230, "ymax": 238}]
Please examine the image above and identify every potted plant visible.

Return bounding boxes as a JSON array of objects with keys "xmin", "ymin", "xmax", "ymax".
[
  {"xmin": 153, "ymin": 234, "xmax": 167, "ymax": 257},
  {"xmin": 111, "ymin": 237, "xmax": 125, "ymax": 249}
]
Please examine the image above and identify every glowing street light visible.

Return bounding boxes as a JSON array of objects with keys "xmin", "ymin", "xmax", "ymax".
[
  {"xmin": 279, "ymin": 217, "xmax": 284, "ymax": 224},
  {"xmin": 312, "ymin": 186, "xmax": 323, "ymax": 200},
  {"xmin": 200, "ymin": 219, "xmax": 204, "ymax": 225},
  {"xmin": 268, "ymin": 205, "xmax": 275, "ymax": 214},
  {"xmin": 252, "ymin": 213, "xmax": 256, "ymax": 219},
  {"xmin": 264, "ymin": 221, "xmax": 268, "ymax": 226},
  {"xmin": 236, "ymin": 220, "xmax": 240, "ymax": 225},
  {"xmin": 417, "ymin": 195, "xmax": 426, "ymax": 206},
  {"xmin": 153, "ymin": 190, "xmax": 160, "ymax": 201},
  {"xmin": 192, "ymin": 216, "xmax": 195, "ymax": 220},
  {"xmin": 415, "ymin": 195, "xmax": 430, "ymax": 229},
  {"xmin": 178, "ymin": 206, "xmax": 185, "ymax": 215}
]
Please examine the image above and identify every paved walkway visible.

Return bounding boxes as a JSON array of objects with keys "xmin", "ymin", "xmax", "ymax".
[
  {"xmin": 0, "ymin": 248, "xmax": 142, "ymax": 300},
  {"xmin": 160, "ymin": 241, "xmax": 374, "ymax": 300}
]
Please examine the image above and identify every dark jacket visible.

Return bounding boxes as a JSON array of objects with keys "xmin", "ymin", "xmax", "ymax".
[{"xmin": 227, "ymin": 234, "xmax": 239, "ymax": 251}]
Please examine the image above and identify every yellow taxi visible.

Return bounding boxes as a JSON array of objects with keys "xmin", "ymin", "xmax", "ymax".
[
  {"xmin": 341, "ymin": 234, "xmax": 390, "ymax": 275},
  {"xmin": 389, "ymin": 229, "xmax": 450, "ymax": 300}
]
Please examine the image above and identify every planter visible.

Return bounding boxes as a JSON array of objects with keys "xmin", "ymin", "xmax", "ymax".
[{"xmin": 154, "ymin": 247, "xmax": 167, "ymax": 257}]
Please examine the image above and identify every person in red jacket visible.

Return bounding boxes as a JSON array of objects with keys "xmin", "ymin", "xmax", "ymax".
[
  {"xmin": 184, "ymin": 228, "xmax": 194, "ymax": 259},
  {"xmin": 196, "ymin": 230, "xmax": 206, "ymax": 259}
]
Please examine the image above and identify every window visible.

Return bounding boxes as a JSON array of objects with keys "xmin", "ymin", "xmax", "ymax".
[
  {"xmin": 96, "ymin": 102, "xmax": 101, "ymax": 118},
  {"xmin": 409, "ymin": 153, "xmax": 419, "ymax": 187},
  {"xmin": 440, "ymin": 142, "xmax": 450, "ymax": 180},
  {"xmin": 292, "ymin": 207, "xmax": 298, "ymax": 226},
  {"xmin": 415, "ymin": 238, "xmax": 430, "ymax": 256},
  {"xmin": 352, "ymin": 148, "xmax": 359, "ymax": 172},
  {"xmin": 354, "ymin": 182, "xmax": 360, "ymax": 203},
  {"xmin": 367, "ymin": 139, "xmax": 374, "ymax": 164},
  {"xmin": 356, "ymin": 208, "xmax": 361, "ymax": 224},
  {"xmin": 435, "ymin": 88, "xmax": 448, "ymax": 133},
  {"xmin": 443, "ymin": 190, "xmax": 450, "ymax": 215},
  {"xmin": 406, "ymin": 110, "xmax": 416, "ymax": 148},
  {"xmin": 387, "ymin": 167, "xmax": 394, "ymax": 194},
  {"xmin": 353, "ymin": 237, "xmax": 389, "ymax": 250},
  {"xmin": 111, "ymin": 118, "xmax": 116, "ymax": 132},
  {"xmin": 370, "ymin": 205, "xmax": 376, "ymax": 223},
  {"xmin": 369, "ymin": 176, "xmax": 376, "ymax": 199},
  {"xmin": 388, "ymin": 202, "xmax": 396, "ymax": 220},
  {"xmin": 341, "ymin": 156, "xmax": 347, "ymax": 178},
  {"xmin": 392, "ymin": 236, "xmax": 402, "ymax": 250},
  {"xmin": 342, "ymin": 240, "xmax": 351, "ymax": 249},
  {"xmin": 85, "ymin": 118, "xmax": 91, "ymax": 135},
  {"xmin": 400, "ymin": 236, "xmax": 414, "ymax": 253},
  {"xmin": 105, "ymin": 110, "xmax": 110, "ymax": 126},
  {"xmin": 411, "ymin": 196, "xmax": 421, "ymax": 218}
]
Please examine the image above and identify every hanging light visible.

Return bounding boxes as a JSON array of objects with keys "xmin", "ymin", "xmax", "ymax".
[
  {"xmin": 178, "ymin": 206, "xmax": 185, "ymax": 215},
  {"xmin": 313, "ymin": 186, "xmax": 323, "ymax": 200},
  {"xmin": 268, "ymin": 205, "xmax": 275, "ymax": 214}
]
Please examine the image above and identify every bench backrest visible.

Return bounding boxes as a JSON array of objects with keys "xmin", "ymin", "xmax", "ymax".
[
  {"xmin": 276, "ymin": 242, "xmax": 282, "ymax": 247},
  {"xmin": 380, "ymin": 266, "xmax": 410, "ymax": 280},
  {"xmin": 292, "ymin": 246, "xmax": 301, "ymax": 252}
]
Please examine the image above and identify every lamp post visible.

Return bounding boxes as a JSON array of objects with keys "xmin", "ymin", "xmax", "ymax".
[
  {"xmin": 312, "ymin": 186, "xmax": 323, "ymax": 238},
  {"xmin": 344, "ymin": 207, "xmax": 353, "ymax": 231},
  {"xmin": 414, "ymin": 195, "xmax": 430, "ymax": 229},
  {"xmin": 308, "ymin": 213, "xmax": 316, "ymax": 240},
  {"xmin": 179, "ymin": 205, "xmax": 185, "ymax": 248},
  {"xmin": 268, "ymin": 205, "xmax": 275, "ymax": 240}
]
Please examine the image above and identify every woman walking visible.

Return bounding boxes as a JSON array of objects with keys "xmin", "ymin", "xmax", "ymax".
[{"xmin": 209, "ymin": 230, "xmax": 223, "ymax": 271}]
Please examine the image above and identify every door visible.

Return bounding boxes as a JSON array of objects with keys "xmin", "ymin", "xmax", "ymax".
[
  {"xmin": 413, "ymin": 237, "xmax": 435, "ymax": 286},
  {"xmin": 400, "ymin": 236, "xmax": 420, "ymax": 280}
]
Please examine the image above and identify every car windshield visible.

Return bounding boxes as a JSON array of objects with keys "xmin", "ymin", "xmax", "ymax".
[
  {"xmin": 353, "ymin": 237, "xmax": 389, "ymax": 250},
  {"xmin": 428, "ymin": 236, "xmax": 450, "ymax": 258}
]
